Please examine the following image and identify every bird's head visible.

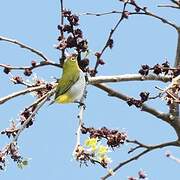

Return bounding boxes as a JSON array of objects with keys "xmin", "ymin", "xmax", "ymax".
[{"xmin": 63, "ymin": 54, "xmax": 79, "ymax": 70}]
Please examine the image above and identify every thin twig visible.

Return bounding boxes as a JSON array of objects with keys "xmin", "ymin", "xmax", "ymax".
[
  {"xmin": 155, "ymin": 86, "xmax": 179, "ymax": 102},
  {"xmin": 0, "ymin": 36, "xmax": 50, "ymax": 61},
  {"xmin": 72, "ymin": 104, "xmax": 85, "ymax": 156},
  {"xmin": 158, "ymin": 4, "xmax": 180, "ymax": 9},
  {"xmin": 60, "ymin": 0, "xmax": 64, "ymax": 26},
  {"xmin": 166, "ymin": 151, "xmax": 180, "ymax": 163},
  {"xmin": 93, "ymin": 2, "xmax": 128, "ymax": 76},
  {"xmin": 101, "ymin": 140, "xmax": 179, "ymax": 179},
  {"xmin": 141, "ymin": 11, "xmax": 179, "ymax": 31},
  {"xmin": 80, "ymin": 11, "xmax": 122, "ymax": 16},
  {"xmin": 127, "ymin": 139, "xmax": 148, "ymax": 153},
  {"xmin": 0, "ymin": 85, "xmax": 47, "ymax": 105},
  {"xmin": 127, "ymin": 2, "xmax": 179, "ymax": 31},
  {"xmin": 171, "ymin": 0, "xmax": 180, "ymax": 6},
  {"xmin": 13, "ymin": 88, "xmax": 55, "ymax": 142},
  {"xmin": 59, "ymin": 0, "xmax": 65, "ymax": 65},
  {"xmin": 0, "ymin": 61, "xmax": 60, "ymax": 71},
  {"xmin": 72, "ymin": 86, "xmax": 87, "ymax": 157}
]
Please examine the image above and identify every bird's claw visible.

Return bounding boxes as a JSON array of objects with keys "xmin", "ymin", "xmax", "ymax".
[{"xmin": 74, "ymin": 100, "xmax": 86, "ymax": 109}]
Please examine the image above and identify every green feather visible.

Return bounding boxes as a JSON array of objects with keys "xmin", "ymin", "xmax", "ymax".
[{"xmin": 54, "ymin": 56, "xmax": 80, "ymax": 100}]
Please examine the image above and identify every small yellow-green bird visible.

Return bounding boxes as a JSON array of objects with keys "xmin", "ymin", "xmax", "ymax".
[{"xmin": 54, "ymin": 54, "xmax": 86, "ymax": 104}]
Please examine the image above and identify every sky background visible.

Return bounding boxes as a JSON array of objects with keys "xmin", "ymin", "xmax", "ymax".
[{"xmin": 0, "ymin": 0, "xmax": 179, "ymax": 179}]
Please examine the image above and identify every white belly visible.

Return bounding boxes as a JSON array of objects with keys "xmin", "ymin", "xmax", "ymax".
[{"xmin": 68, "ymin": 70, "xmax": 86, "ymax": 102}]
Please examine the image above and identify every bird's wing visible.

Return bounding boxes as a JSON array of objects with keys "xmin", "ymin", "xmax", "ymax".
[{"xmin": 54, "ymin": 70, "xmax": 79, "ymax": 99}]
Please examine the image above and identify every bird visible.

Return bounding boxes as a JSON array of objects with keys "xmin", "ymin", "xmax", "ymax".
[{"xmin": 53, "ymin": 54, "xmax": 86, "ymax": 104}]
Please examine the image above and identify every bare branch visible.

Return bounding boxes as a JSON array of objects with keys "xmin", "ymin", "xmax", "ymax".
[
  {"xmin": 89, "ymin": 74, "xmax": 171, "ymax": 84},
  {"xmin": 158, "ymin": 4, "xmax": 180, "ymax": 9},
  {"xmin": 0, "ymin": 85, "xmax": 47, "ymax": 105},
  {"xmin": 169, "ymin": 28, "xmax": 180, "ymax": 139},
  {"xmin": 171, "ymin": 0, "xmax": 180, "ymax": 6},
  {"xmin": 175, "ymin": 29, "xmax": 180, "ymax": 67},
  {"xmin": 166, "ymin": 151, "xmax": 180, "ymax": 163},
  {"xmin": 59, "ymin": 0, "xmax": 66, "ymax": 64},
  {"xmin": 141, "ymin": 103, "xmax": 171, "ymax": 122},
  {"xmin": 92, "ymin": 2, "xmax": 128, "ymax": 76},
  {"xmin": 144, "ymin": 12, "xmax": 179, "ymax": 31},
  {"xmin": 122, "ymin": 1, "xmax": 179, "ymax": 31},
  {"xmin": 0, "ymin": 61, "xmax": 60, "ymax": 71},
  {"xmin": 130, "ymin": 11, "xmax": 179, "ymax": 31},
  {"xmin": 94, "ymin": 83, "xmax": 180, "ymax": 139},
  {"xmin": 0, "ymin": 36, "xmax": 50, "ymax": 61},
  {"xmin": 13, "ymin": 88, "xmax": 55, "ymax": 142},
  {"xmin": 60, "ymin": 0, "xmax": 64, "ymax": 26},
  {"xmin": 101, "ymin": 140, "xmax": 180, "ymax": 180},
  {"xmin": 80, "ymin": 11, "xmax": 122, "ymax": 16},
  {"xmin": 72, "ymin": 104, "xmax": 85, "ymax": 156},
  {"xmin": 72, "ymin": 87, "xmax": 87, "ymax": 156},
  {"xmin": 94, "ymin": 83, "xmax": 171, "ymax": 123}
]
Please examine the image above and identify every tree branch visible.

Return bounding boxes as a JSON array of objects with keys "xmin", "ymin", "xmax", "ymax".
[
  {"xmin": 89, "ymin": 74, "xmax": 171, "ymax": 84},
  {"xmin": 0, "ymin": 36, "xmax": 50, "ymax": 61},
  {"xmin": 72, "ymin": 104, "xmax": 85, "ymax": 157},
  {"xmin": 171, "ymin": 0, "xmax": 180, "ymax": 6},
  {"xmin": 72, "ymin": 87, "xmax": 87, "ymax": 157},
  {"xmin": 94, "ymin": 83, "xmax": 180, "ymax": 138},
  {"xmin": 93, "ymin": 83, "xmax": 171, "ymax": 122},
  {"xmin": 169, "ymin": 28, "xmax": 180, "ymax": 139},
  {"xmin": 80, "ymin": 11, "xmax": 122, "ymax": 16},
  {"xmin": 0, "ymin": 61, "xmax": 60, "ymax": 71},
  {"xmin": 59, "ymin": 0, "xmax": 66, "ymax": 64},
  {"xmin": 175, "ymin": 29, "xmax": 180, "ymax": 67},
  {"xmin": 13, "ymin": 88, "xmax": 55, "ymax": 142},
  {"xmin": 0, "ymin": 85, "xmax": 47, "ymax": 105},
  {"xmin": 92, "ymin": 2, "xmax": 128, "ymax": 76},
  {"xmin": 101, "ymin": 140, "xmax": 180, "ymax": 180},
  {"xmin": 158, "ymin": 4, "xmax": 180, "ymax": 9},
  {"xmin": 166, "ymin": 151, "xmax": 180, "ymax": 163},
  {"xmin": 128, "ymin": 2, "xmax": 179, "ymax": 31}
]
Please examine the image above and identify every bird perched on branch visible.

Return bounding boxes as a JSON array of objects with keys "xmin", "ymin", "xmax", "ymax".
[{"xmin": 53, "ymin": 54, "xmax": 86, "ymax": 104}]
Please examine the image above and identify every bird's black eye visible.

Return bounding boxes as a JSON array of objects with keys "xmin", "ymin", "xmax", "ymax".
[{"xmin": 71, "ymin": 57, "xmax": 76, "ymax": 61}]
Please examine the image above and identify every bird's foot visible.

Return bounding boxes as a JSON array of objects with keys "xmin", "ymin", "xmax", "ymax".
[{"xmin": 74, "ymin": 100, "xmax": 86, "ymax": 109}]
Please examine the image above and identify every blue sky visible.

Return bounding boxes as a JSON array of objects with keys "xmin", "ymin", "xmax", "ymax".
[{"xmin": 0, "ymin": 0, "xmax": 179, "ymax": 179}]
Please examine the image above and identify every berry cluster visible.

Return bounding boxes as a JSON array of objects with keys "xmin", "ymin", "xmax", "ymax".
[
  {"xmin": 3, "ymin": 60, "xmax": 39, "ymax": 77},
  {"xmin": 57, "ymin": 9, "xmax": 89, "ymax": 71},
  {"xmin": 119, "ymin": 0, "xmax": 148, "ymax": 19},
  {"xmin": 10, "ymin": 73, "xmax": 53, "ymax": 99},
  {"xmin": 138, "ymin": 61, "xmax": 180, "ymax": 77},
  {"xmin": 3, "ymin": 65, "xmax": 11, "ymax": 74},
  {"xmin": 11, "ymin": 76, "xmax": 23, "ymax": 84},
  {"xmin": 75, "ymin": 126, "xmax": 127, "ymax": 168},
  {"xmin": 34, "ymin": 83, "xmax": 53, "ymax": 99},
  {"xmin": 126, "ymin": 92, "xmax": 149, "ymax": 108},
  {"xmin": 0, "ymin": 151, "xmax": 5, "ymax": 170},
  {"xmin": 1, "ymin": 121, "xmax": 18, "ymax": 138},
  {"xmin": 81, "ymin": 125, "xmax": 127, "ymax": 148},
  {"xmin": 0, "ymin": 143, "xmax": 25, "ymax": 170},
  {"xmin": 87, "ymin": 52, "xmax": 106, "ymax": 77},
  {"xmin": 138, "ymin": 62, "xmax": 180, "ymax": 105},
  {"xmin": 20, "ymin": 106, "xmax": 36, "ymax": 128}
]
